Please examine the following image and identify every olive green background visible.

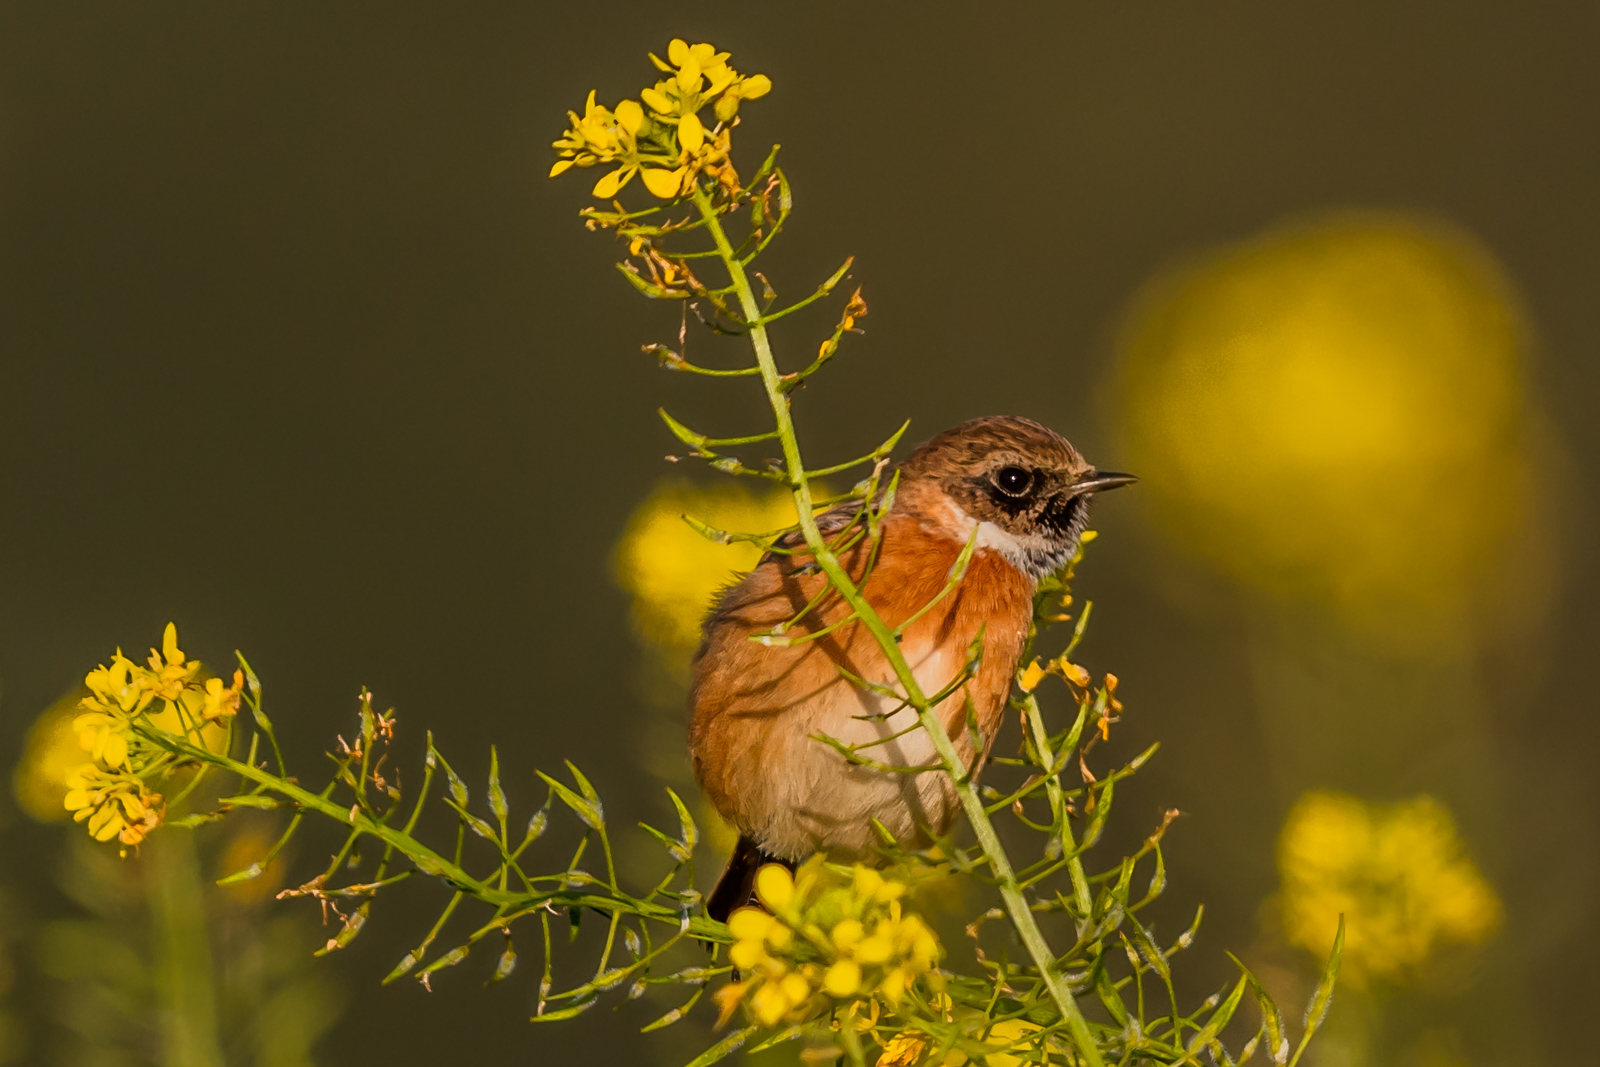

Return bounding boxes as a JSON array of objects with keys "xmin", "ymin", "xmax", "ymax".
[{"xmin": 1, "ymin": 3, "xmax": 1595, "ymax": 1064}]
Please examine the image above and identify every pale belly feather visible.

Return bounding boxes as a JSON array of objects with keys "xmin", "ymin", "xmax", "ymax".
[{"xmin": 750, "ymin": 638, "xmax": 974, "ymax": 859}]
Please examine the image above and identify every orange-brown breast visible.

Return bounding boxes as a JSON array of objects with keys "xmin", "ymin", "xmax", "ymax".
[{"xmin": 689, "ymin": 509, "xmax": 1035, "ymax": 860}]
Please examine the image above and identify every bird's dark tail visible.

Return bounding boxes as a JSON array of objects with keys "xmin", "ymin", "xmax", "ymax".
[{"xmin": 707, "ymin": 836, "xmax": 793, "ymax": 923}]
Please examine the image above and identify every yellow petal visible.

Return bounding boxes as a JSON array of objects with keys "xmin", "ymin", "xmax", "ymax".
[
  {"xmin": 823, "ymin": 959, "xmax": 861, "ymax": 997},
  {"xmin": 854, "ymin": 934, "xmax": 892, "ymax": 965},
  {"xmin": 640, "ymin": 166, "xmax": 682, "ymax": 199},
  {"xmin": 548, "ymin": 159, "xmax": 574, "ymax": 178},
  {"xmin": 754, "ymin": 863, "xmax": 794, "ymax": 910},
  {"xmin": 591, "ymin": 167, "xmax": 629, "ymax": 199},
  {"xmin": 714, "ymin": 95, "xmax": 739, "ymax": 123},
  {"xmin": 778, "ymin": 973, "xmax": 810, "ymax": 1005},
  {"xmin": 729, "ymin": 939, "xmax": 765, "ymax": 971},
  {"xmin": 641, "ymin": 86, "xmax": 673, "ymax": 115},
  {"xmin": 878, "ymin": 965, "xmax": 908, "ymax": 1004},
  {"xmin": 727, "ymin": 907, "xmax": 775, "ymax": 941},
  {"xmin": 667, "ymin": 38, "xmax": 690, "ymax": 67},
  {"xmin": 676, "ymin": 58, "xmax": 702, "ymax": 95},
  {"xmin": 678, "ymin": 112, "xmax": 705, "ymax": 154},
  {"xmin": 706, "ymin": 66, "xmax": 736, "ymax": 96},
  {"xmin": 688, "ymin": 42, "xmax": 716, "ymax": 65},
  {"xmin": 740, "ymin": 74, "xmax": 772, "ymax": 99},
  {"xmin": 831, "ymin": 919, "xmax": 864, "ymax": 952},
  {"xmin": 712, "ymin": 982, "xmax": 746, "ymax": 1028},
  {"xmin": 87, "ymin": 804, "xmax": 120, "ymax": 839},
  {"xmin": 614, "ymin": 99, "xmax": 644, "ymax": 135},
  {"xmin": 162, "ymin": 622, "xmax": 182, "ymax": 666},
  {"xmin": 750, "ymin": 983, "xmax": 790, "ymax": 1027},
  {"xmin": 1018, "ymin": 658, "xmax": 1046, "ymax": 692}
]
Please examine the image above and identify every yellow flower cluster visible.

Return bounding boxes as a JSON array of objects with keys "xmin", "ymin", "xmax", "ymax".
[
  {"xmin": 63, "ymin": 764, "xmax": 163, "ymax": 846},
  {"xmin": 1279, "ymin": 791, "xmax": 1500, "ymax": 982},
  {"xmin": 550, "ymin": 39, "xmax": 770, "ymax": 200},
  {"xmin": 63, "ymin": 622, "xmax": 243, "ymax": 852},
  {"xmin": 715, "ymin": 859, "xmax": 943, "ymax": 1029}
]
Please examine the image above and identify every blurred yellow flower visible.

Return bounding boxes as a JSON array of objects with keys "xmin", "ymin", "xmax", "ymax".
[
  {"xmin": 12, "ymin": 693, "xmax": 86, "ymax": 821},
  {"xmin": 1278, "ymin": 791, "xmax": 1499, "ymax": 982},
  {"xmin": 1112, "ymin": 214, "xmax": 1535, "ymax": 649},
  {"xmin": 983, "ymin": 1019, "xmax": 1055, "ymax": 1067},
  {"xmin": 217, "ymin": 824, "xmax": 290, "ymax": 906},
  {"xmin": 613, "ymin": 481, "xmax": 800, "ymax": 651}
]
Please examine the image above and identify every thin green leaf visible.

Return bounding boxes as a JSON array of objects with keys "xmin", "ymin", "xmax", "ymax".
[
  {"xmin": 445, "ymin": 798, "xmax": 499, "ymax": 843},
  {"xmin": 417, "ymin": 944, "xmax": 469, "ymax": 979},
  {"xmin": 565, "ymin": 760, "xmax": 604, "ymax": 815},
  {"xmin": 487, "ymin": 941, "xmax": 517, "ymax": 986},
  {"xmin": 537, "ymin": 770, "xmax": 601, "ymax": 830},
  {"xmin": 219, "ymin": 794, "xmax": 279, "ymax": 810},
  {"xmin": 683, "ymin": 1026, "xmax": 758, "ymax": 1067},
  {"xmin": 667, "ymin": 787, "xmax": 698, "ymax": 855},
  {"xmin": 488, "ymin": 745, "xmax": 508, "ymax": 826},
  {"xmin": 1181, "ymin": 974, "xmax": 1250, "ymax": 1065},
  {"xmin": 384, "ymin": 952, "xmax": 419, "ymax": 983},
  {"xmin": 314, "ymin": 903, "xmax": 368, "ymax": 957},
  {"xmin": 640, "ymin": 821, "xmax": 691, "ymax": 862},
  {"xmin": 216, "ymin": 862, "xmax": 267, "ymax": 886},
  {"xmin": 530, "ymin": 997, "xmax": 599, "ymax": 1023},
  {"xmin": 1287, "ymin": 916, "xmax": 1343, "ymax": 1067},
  {"xmin": 524, "ymin": 805, "xmax": 550, "ymax": 844},
  {"xmin": 1229, "ymin": 954, "xmax": 1289, "ymax": 1066}
]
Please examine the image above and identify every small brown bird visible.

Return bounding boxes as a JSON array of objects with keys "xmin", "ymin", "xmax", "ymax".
[{"xmin": 689, "ymin": 416, "xmax": 1134, "ymax": 920}]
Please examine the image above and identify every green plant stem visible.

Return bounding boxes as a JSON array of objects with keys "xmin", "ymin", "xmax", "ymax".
[
  {"xmin": 150, "ymin": 830, "xmax": 226, "ymax": 1067},
  {"xmin": 141, "ymin": 729, "xmax": 730, "ymax": 942},
  {"xmin": 691, "ymin": 181, "xmax": 1105, "ymax": 1067}
]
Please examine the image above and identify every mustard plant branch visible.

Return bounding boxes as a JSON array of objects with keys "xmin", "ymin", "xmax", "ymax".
[
  {"xmin": 136, "ymin": 722, "xmax": 731, "ymax": 943},
  {"xmin": 690, "ymin": 181, "xmax": 1108, "ymax": 1067}
]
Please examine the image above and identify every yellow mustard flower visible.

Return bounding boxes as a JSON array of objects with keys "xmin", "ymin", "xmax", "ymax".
[
  {"xmin": 717, "ymin": 858, "xmax": 944, "ymax": 1030},
  {"xmin": 1278, "ymin": 791, "xmax": 1500, "ymax": 982},
  {"xmin": 63, "ymin": 763, "xmax": 163, "ymax": 850},
  {"xmin": 84, "ymin": 649, "xmax": 153, "ymax": 715},
  {"xmin": 551, "ymin": 40, "xmax": 770, "ymax": 201},
  {"xmin": 201, "ymin": 669, "xmax": 245, "ymax": 721},
  {"xmin": 73, "ymin": 705, "xmax": 132, "ymax": 770},
  {"xmin": 145, "ymin": 621, "xmax": 200, "ymax": 700}
]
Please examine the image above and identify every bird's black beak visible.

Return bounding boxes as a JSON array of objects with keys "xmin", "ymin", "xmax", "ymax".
[{"xmin": 1068, "ymin": 470, "xmax": 1139, "ymax": 496}]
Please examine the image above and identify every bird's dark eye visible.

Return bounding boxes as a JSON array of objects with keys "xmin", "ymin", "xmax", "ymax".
[{"xmin": 993, "ymin": 465, "xmax": 1035, "ymax": 497}]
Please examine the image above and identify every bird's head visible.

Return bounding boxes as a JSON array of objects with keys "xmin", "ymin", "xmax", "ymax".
[{"xmin": 898, "ymin": 415, "xmax": 1136, "ymax": 579}]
